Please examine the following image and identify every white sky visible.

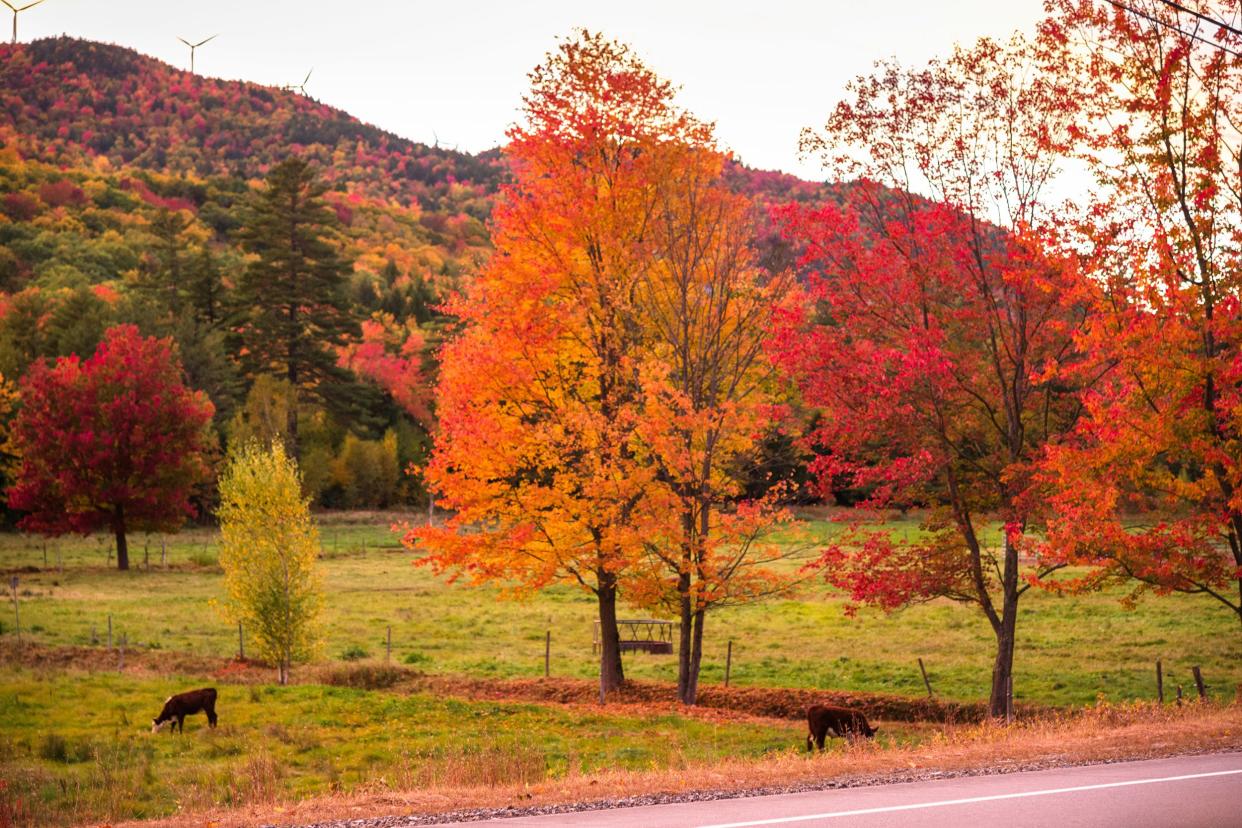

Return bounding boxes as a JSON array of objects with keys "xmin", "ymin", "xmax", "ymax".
[{"xmin": 17, "ymin": 1, "xmax": 1047, "ymax": 181}]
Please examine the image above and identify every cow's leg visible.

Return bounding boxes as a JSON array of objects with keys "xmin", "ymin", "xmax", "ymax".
[
  {"xmin": 176, "ymin": 715, "xmax": 185, "ymax": 733},
  {"xmin": 207, "ymin": 707, "xmax": 217, "ymax": 728}
]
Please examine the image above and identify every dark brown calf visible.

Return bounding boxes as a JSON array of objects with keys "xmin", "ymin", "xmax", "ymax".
[
  {"xmin": 805, "ymin": 703, "xmax": 877, "ymax": 750},
  {"xmin": 152, "ymin": 687, "xmax": 218, "ymax": 733}
]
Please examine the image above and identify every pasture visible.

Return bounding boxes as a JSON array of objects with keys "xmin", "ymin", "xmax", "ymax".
[
  {"xmin": 2, "ymin": 510, "xmax": 1242, "ymax": 825},
  {"xmin": 1, "ymin": 511, "xmax": 1238, "ymax": 708}
]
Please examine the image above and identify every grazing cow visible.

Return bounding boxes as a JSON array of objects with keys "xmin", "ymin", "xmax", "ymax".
[
  {"xmin": 805, "ymin": 704, "xmax": 878, "ymax": 750},
  {"xmin": 151, "ymin": 687, "xmax": 218, "ymax": 733}
]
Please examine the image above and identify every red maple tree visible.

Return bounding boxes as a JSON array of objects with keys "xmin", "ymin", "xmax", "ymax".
[
  {"xmin": 773, "ymin": 33, "xmax": 1089, "ymax": 716},
  {"xmin": 8, "ymin": 324, "xmax": 215, "ymax": 570}
]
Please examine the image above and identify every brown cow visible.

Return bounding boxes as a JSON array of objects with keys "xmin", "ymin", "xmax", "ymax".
[
  {"xmin": 151, "ymin": 688, "xmax": 218, "ymax": 733},
  {"xmin": 805, "ymin": 704, "xmax": 877, "ymax": 750}
]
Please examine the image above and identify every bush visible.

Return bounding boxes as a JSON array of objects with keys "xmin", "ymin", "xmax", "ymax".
[
  {"xmin": 339, "ymin": 644, "xmax": 369, "ymax": 662},
  {"xmin": 188, "ymin": 549, "xmax": 217, "ymax": 567},
  {"xmin": 402, "ymin": 651, "xmax": 430, "ymax": 666}
]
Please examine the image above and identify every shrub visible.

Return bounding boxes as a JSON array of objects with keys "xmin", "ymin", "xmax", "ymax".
[{"xmin": 339, "ymin": 644, "xmax": 369, "ymax": 662}]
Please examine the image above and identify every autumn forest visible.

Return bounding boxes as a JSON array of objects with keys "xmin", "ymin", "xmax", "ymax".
[{"xmin": 2, "ymin": 0, "xmax": 1242, "ymax": 824}]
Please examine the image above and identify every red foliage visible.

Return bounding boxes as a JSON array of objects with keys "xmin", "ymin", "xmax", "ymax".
[
  {"xmin": 7, "ymin": 325, "xmax": 214, "ymax": 569},
  {"xmin": 35, "ymin": 178, "xmax": 85, "ymax": 208},
  {"xmin": 1, "ymin": 190, "xmax": 40, "ymax": 221},
  {"xmin": 337, "ymin": 315, "xmax": 430, "ymax": 425}
]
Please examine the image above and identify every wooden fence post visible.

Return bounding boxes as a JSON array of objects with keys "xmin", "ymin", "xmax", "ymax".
[
  {"xmin": 599, "ymin": 645, "xmax": 606, "ymax": 706},
  {"xmin": 238, "ymin": 621, "xmax": 245, "ymax": 660},
  {"xmin": 161, "ymin": 536, "xmax": 167, "ymax": 568},
  {"xmin": 544, "ymin": 630, "xmax": 551, "ymax": 678},
  {"xmin": 386, "ymin": 625, "xmax": 392, "ymax": 664},
  {"xmin": 1177, "ymin": 685, "xmax": 1184, "ymax": 706},
  {"xmin": 724, "ymin": 640, "xmax": 733, "ymax": 687},
  {"xmin": 1193, "ymin": 666, "xmax": 1206, "ymax": 701},
  {"xmin": 918, "ymin": 658, "xmax": 934, "ymax": 698},
  {"xmin": 1156, "ymin": 660, "xmax": 1164, "ymax": 704},
  {"xmin": 9, "ymin": 576, "xmax": 19, "ymax": 641},
  {"xmin": 107, "ymin": 614, "xmax": 112, "ymax": 649}
]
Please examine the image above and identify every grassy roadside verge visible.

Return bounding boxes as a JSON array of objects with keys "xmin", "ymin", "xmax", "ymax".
[
  {"xmin": 2, "ymin": 664, "xmax": 917, "ymax": 827},
  {"xmin": 114, "ymin": 701, "xmax": 1242, "ymax": 828}
]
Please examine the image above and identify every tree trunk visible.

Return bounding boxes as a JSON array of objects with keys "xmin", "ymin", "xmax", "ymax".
[
  {"xmin": 988, "ymin": 538, "xmax": 1020, "ymax": 719},
  {"xmin": 681, "ymin": 608, "xmax": 706, "ymax": 705},
  {"xmin": 113, "ymin": 506, "xmax": 129, "ymax": 572},
  {"xmin": 988, "ymin": 618, "xmax": 1015, "ymax": 718},
  {"xmin": 596, "ymin": 573, "xmax": 625, "ymax": 693},
  {"xmin": 285, "ymin": 372, "xmax": 300, "ymax": 463},
  {"xmin": 676, "ymin": 573, "xmax": 693, "ymax": 703}
]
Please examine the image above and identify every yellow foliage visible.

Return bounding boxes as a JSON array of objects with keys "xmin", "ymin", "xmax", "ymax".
[{"xmin": 216, "ymin": 442, "xmax": 322, "ymax": 684}]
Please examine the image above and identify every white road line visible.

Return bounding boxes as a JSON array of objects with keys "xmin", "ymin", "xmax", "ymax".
[{"xmin": 697, "ymin": 768, "xmax": 1242, "ymax": 828}]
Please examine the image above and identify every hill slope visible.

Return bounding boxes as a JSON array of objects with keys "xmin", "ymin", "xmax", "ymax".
[{"xmin": 0, "ymin": 36, "xmax": 837, "ymax": 508}]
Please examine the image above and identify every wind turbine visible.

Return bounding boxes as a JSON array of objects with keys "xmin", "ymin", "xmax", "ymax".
[
  {"xmin": 2, "ymin": 0, "xmax": 46, "ymax": 45},
  {"xmin": 177, "ymin": 33, "xmax": 217, "ymax": 74},
  {"xmin": 284, "ymin": 68, "xmax": 312, "ymax": 96}
]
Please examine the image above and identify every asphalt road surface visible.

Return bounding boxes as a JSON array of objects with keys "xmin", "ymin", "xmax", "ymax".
[{"xmin": 439, "ymin": 752, "xmax": 1242, "ymax": 828}]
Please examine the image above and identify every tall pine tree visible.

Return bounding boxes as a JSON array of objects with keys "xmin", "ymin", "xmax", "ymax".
[{"xmin": 236, "ymin": 158, "xmax": 360, "ymax": 460}]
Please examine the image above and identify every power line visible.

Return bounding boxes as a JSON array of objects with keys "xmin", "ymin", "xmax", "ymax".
[
  {"xmin": 1102, "ymin": 0, "xmax": 1242, "ymax": 58},
  {"xmin": 1153, "ymin": 0, "xmax": 1242, "ymax": 40}
]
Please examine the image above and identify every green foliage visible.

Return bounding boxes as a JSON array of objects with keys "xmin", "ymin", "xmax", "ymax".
[
  {"xmin": 339, "ymin": 644, "xmax": 370, "ymax": 662},
  {"xmin": 226, "ymin": 375, "xmax": 292, "ymax": 452},
  {"xmin": 216, "ymin": 443, "xmax": 322, "ymax": 684},
  {"xmin": 234, "ymin": 157, "xmax": 360, "ymax": 461}
]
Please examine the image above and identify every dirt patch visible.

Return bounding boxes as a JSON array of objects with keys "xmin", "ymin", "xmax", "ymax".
[{"xmin": 403, "ymin": 674, "xmax": 1012, "ymax": 724}]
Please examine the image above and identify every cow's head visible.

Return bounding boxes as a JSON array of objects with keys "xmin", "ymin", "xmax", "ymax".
[
  {"xmin": 151, "ymin": 718, "xmax": 168, "ymax": 733},
  {"xmin": 864, "ymin": 725, "xmax": 878, "ymax": 739}
]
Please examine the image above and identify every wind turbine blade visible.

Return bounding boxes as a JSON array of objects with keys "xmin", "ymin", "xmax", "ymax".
[
  {"xmin": 303, "ymin": 68, "xmax": 312, "ymax": 84},
  {"xmin": 177, "ymin": 36, "xmax": 192, "ymax": 46},
  {"xmin": 0, "ymin": 1, "xmax": 18, "ymax": 12},
  {"xmin": 196, "ymin": 33, "xmax": 218, "ymax": 47},
  {"xmin": 17, "ymin": 0, "xmax": 46, "ymax": 10}
]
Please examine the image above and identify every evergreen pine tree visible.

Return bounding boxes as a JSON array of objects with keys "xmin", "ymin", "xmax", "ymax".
[{"xmin": 235, "ymin": 157, "xmax": 360, "ymax": 460}]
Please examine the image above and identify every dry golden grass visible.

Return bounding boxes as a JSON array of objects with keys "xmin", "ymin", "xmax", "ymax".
[{"xmin": 112, "ymin": 700, "xmax": 1242, "ymax": 828}]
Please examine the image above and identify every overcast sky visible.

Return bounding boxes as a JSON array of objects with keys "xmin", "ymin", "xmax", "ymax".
[{"xmin": 18, "ymin": 1, "xmax": 1047, "ymax": 180}]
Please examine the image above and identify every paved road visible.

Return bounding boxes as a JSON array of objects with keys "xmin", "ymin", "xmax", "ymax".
[{"xmin": 439, "ymin": 752, "xmax": 1242, "ymax": 828}]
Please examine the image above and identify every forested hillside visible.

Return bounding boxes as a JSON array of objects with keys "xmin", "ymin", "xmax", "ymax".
[{"xmin": 0, "ymin": 37, "xmax": 832, "ymax": 512}]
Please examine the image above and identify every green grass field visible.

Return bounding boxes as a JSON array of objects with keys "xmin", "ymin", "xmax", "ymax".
[
  {"xmin": 0, "ymin": 668, "xmax": 832, "ymax": 825},
  {"xmin": 1, "ymin": 512, "xmax": 1237, "ymax": 708},
  {"xmin": 2, "ymin": 511, "xmax": 1241, "ymax": 825}
]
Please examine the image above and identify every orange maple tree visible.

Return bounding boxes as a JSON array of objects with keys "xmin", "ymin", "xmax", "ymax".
[
  {"xmin": 631, "ymin": 146, "xmax": 801, "ymax": 705},
  {"xmin": 405, "ymin": 31, "xmax": 705, "ymax": 693},
  {"xmin": 407, "ymin": 32, "xmax": 799, "ymax": 700}
]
